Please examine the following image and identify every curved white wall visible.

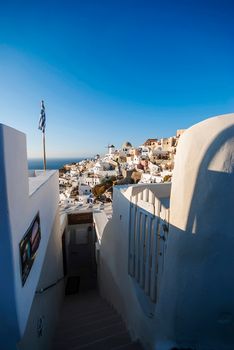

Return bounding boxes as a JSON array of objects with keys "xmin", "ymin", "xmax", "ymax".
[{"xmin": 159, "ymin": 113, "xmax": 234, "ymax": 349}]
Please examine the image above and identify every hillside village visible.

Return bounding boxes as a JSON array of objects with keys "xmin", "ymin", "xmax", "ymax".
[{"xmin": 59, "ymin": 129, "xmax": 185, "ymax": 212}]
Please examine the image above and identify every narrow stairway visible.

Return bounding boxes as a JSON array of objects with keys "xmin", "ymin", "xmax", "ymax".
[{"xmin": 52, "ymin": 289, "xmax": 143, "ymax": 350}]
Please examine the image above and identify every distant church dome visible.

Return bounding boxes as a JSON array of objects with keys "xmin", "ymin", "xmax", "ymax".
[
  {"xmin": 152, "ymin": 146, "xmax": 163, "ymax": 155},
  {"xmin": 122, "ymin": 141, "xmax": 132, "ymax": 149}
]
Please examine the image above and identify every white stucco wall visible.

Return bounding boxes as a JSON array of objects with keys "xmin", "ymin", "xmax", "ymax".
[
  {"xmin": 158, "ymin": 113, "xmax": 234, "ymax": 349},
  {"xmin": 18, "ymin": 210, "xmax": 64, "ymax": 350},
  {"xmin": 0, "ymin": 124, "xmax": 62, "ymax": 349},
  {"xmin": 95, "ymin": 183, "xmax": 171, "ymax": 349}
]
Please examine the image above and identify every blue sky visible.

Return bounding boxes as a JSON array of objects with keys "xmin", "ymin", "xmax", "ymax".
[{"xmin": 0, "ymin": 0, "xmax": 233, "ymax": 158}]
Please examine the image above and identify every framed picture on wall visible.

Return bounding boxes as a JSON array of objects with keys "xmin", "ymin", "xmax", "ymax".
[{"xmin": 19, "ymin": 212, "xmax": 41, "ymax": 286}]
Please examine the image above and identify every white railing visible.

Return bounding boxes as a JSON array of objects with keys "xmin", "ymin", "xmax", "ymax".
[{"xmin": 128, "ymin": 187, "xmax": 169, "ymax": 303}]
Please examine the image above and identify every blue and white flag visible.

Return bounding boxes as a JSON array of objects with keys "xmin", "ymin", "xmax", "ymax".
[{"xmin": 38, "ymin": 100, "xmax": 46, "ymax": 133}]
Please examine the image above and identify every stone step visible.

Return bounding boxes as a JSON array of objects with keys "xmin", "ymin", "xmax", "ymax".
[
  {"xmin": 58, "ymin": 305, "xmax": 116, "ymax": 327},
  {"xmin": 54, "ymin": 322, "xmax": 126, "ymax": 349},
  {"xmin": 70, "ymin": 331, "xmax": 132, "ymax": 350},
  {"xmin": 112, "ymin": 342, "xmax": 144, "ymax": 349},
  {"xmin": 62, "ymin": 300, "xmax": 109, "ymax": 315},
  {"xmin": 57, "ymin": 314, "xmax": 122, "ymax": 339},
  {"xmin": 62, "ymin": 294, "xmax": 105, "ymax": 311},
  {"xmin": 61, "ymin": 302, "xmax": 111, "ymax": 319}
]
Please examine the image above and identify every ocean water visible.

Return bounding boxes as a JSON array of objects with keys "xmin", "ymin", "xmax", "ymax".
[{"xmin": 28, "ymin": 158, "xmax": 86, "ymax": 170}]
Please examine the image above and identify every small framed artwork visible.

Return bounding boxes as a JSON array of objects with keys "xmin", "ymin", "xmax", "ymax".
[{"xmin": 19, "ymin": 212, "xmax": 41, "ymax": 286}]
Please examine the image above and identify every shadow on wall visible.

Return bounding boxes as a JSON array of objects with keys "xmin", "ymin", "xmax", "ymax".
[
  {"xmin": 186, "ymin": 124, "xmax": 234, "ymax": 233},
  {"xmin": 160, "ymin": 124, "xmax": 234, "ymax": 349},
  {"xmin": 97, "ymin": 125, "xmax": 234, "ymax": 350}
]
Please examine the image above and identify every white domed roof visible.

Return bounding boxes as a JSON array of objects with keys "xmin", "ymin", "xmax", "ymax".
[{"xmin": 122, "ymin": 141, "xmax": 132, "ymax": 149}]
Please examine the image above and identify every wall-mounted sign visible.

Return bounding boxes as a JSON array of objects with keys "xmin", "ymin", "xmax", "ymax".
[{"xmin": 19, "ymin": 212, "xmax": 41, "ymax": 286}]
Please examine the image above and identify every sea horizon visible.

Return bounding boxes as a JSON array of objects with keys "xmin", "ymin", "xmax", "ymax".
[{"xmin": 28, "ymin": 157, "xmax": 89, "ymax": 170}]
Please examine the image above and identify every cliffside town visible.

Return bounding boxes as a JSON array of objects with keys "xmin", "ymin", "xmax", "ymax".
[{"xmin": 59, "ymin": 129, "xmax": 185, "ymax": 213}]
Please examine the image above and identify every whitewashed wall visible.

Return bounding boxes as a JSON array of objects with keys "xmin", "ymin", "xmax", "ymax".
[
  {"xmin": 0, "ymin": 124, "xmax": 62, "ymax": 350},
  {"xmin": 95, "ymin": 183, "xmax": 171, "ymax": 349},
  {"xmin": 18, "ymin": 210, "xmax": 64, "ymax": 350},
  {"xmin": 158, "ymin": 114, "xmax": 234, "ymax": 349}
]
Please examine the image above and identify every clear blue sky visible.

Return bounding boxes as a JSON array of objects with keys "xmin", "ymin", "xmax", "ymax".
[{"xmin": 0, "ymin": 0, "xmax": 233, "ymax": 158}]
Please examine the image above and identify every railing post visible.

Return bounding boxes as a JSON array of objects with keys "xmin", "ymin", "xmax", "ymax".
[
  {"xmin": 129, "ymin": 200, "xmax": 136, "ymax": 277},
  {"xmin": 135, "ymin": 209, "xmax": 141, "ymax": 282},
  {"xmin": 139, "ymin": 214, "xmax": 146, "ymax": 288},
  {"xmin": 148, "ymin": 190, "xmax": 154, "ymax": 205},
  {"xmin": 144, "ymin": 215, "xmax": 152, "ymax": 295},
  {"xmin": 143, "ymin": 188, "xmax": 149, "ymax": 202},
  {"xmin": 150, "ymin": 215, "xmax": 159, "ymax": 302}
]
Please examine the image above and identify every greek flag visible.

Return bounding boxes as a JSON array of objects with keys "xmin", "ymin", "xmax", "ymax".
[{"xmin": 38, "ymin": 100, "xmax": 46, "ymax": 133}]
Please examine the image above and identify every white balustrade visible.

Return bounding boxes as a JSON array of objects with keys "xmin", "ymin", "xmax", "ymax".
[{"xmin": 128, "ymin": 189, "xmax": 169, "ymax": 303}]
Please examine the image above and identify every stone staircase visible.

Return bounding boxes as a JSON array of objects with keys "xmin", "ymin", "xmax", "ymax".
[{"xmin": 52, "ymin": 289, "xmax": 143, "ymax": 350}]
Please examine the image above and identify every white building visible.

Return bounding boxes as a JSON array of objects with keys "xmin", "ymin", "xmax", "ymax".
[
  {"xmin": 59, "ymin": 192, "xmax": 67, "ymax": 202},
  {"xmin": 139, "ymin": 173, "xmax": 163, "ymax": 183},
  {"xmin": 133, "ymin": 154, "xmax": 141, "ymax": 164},
  {"xmin": 108, "ymin": 144, "xmax": 115, "ymax": 155},
  {"xmin": 139, "ymin": 145, "xmax": 150, "ymax": 157},
  {"xmin": 78, "ymin": 175, "xmax": 101, "ymax": 187},
  {"xmin": 79, "ymin": 183, "xmax": 92, "ymax": 196},
  {"xmin": 120, "ymin": 141, "xmax": 133, "ymax": 156},
  {"xmin": 92, "ymin": 161, "xmax": 102, "ymax": 173},
  {"xmin": 148, "ymin": 161, "xmax": 160, "ymax": 173}
]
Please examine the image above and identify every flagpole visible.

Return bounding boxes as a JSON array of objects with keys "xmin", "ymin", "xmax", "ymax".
[
  {"xmin": 43, "ymin": 131, "xmax": 46, "ymax": 171},
  {"xmin": 39, "ymin": 100, "xmax": 47, "ymax": 171}
]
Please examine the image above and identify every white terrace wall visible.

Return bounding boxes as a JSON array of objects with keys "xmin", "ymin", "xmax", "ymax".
[
  {"xmin": 94, "ymin": 183, "xmax": 171, "ymax": 350},
  {"xmin": 0, "ymin": 124, "xmax": 63, "ymax": 350}
]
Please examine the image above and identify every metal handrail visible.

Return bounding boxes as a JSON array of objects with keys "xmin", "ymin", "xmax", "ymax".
[{"xmin": 35, "ymin": 276, "xmax": 64, "ymax": 294}]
